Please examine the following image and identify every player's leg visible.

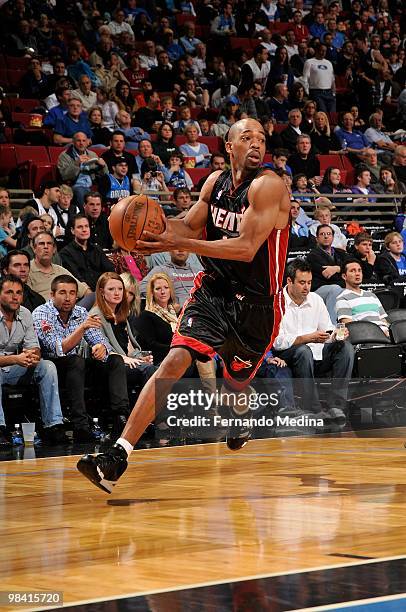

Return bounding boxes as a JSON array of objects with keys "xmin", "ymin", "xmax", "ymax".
[{"xmin": 77, "ymin": 347, "xmax": 192, "ymax": 493}]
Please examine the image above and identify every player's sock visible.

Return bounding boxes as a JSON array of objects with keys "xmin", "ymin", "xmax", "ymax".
[{"xmin": 116, "ymin": 437, "xmax": 133, "ymax": 457}]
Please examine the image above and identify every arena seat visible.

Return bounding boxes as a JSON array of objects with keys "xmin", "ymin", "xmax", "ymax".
[
  {"xmin": 7, "ymin": 69, "xmax": 24, "ymax": 90},
  {"xmin": 15, "ymin": 145, "xmax": 50, "ymax": 188},
  {"xmin": 48, "ymin": 146, "xmax": 67, "ymax": 164},
  {"xmin": 5, "ymin": 98, "xmax": 42, "ymax": 113},
  {"xmin": 5, "ymin": 56, "xmax": 32, "ymax": 70},
  {"xmin": 0, "ymin": 144, "xmax": 17, "ymax": 176},
  {"xmin": 188, "ymin": 168, "xmax": 210, "ymax": 186},
  {"xmin": 0, "ymin": 68, "xmax": 9, "ymax": 88},
  {"xmin": 318, "ymin": 154, "xmax": 342, "ymax": 174},
  {"xmin": 176, "ymin": 14, "xmax": 196, "ymax": 26},
  {"xmin": 31, "ymin": 164, "xmax": 56, "ymax": 191}
]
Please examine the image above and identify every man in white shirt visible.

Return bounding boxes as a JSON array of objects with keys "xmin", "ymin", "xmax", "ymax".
[
  {"xmin": 259, "ymin": 0, "xmax": 278, "ymax": 21},
  {"xmin": 108, "ymin": 8, "xmax": 134, "ymax": 40},
  {"xmin": 240, "ymin": 46, "xmax": 270, "ymax": 89},
  {"xmin": 273, "ymin": 258, "xmax": 354, "ymax": 420},
  {"xmin": 303, "ymin": 43, "xmax": 336, "ymax": 113},
  {"xmin": 71, "ymin": 75, "xmax": 97, "ymax": 112}
]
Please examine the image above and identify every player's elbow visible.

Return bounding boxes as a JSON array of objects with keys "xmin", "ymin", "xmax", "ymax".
[{"xmin": 239, "ymin": 247, "xmax": 256, "ymax": 262}]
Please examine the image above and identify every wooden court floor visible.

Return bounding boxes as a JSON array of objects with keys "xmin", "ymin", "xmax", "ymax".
[{"xmin": 2, "ymin": 433, "xmax": 406, "ymax": 610}]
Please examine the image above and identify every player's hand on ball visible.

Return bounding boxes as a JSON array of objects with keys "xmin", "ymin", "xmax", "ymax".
[{"xmin": 136, "ymin": 220, "xmax": 178, "ymax": 254}]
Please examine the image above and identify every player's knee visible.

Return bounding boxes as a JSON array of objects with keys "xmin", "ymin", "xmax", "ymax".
[
  {"xmin": 158, "ymin": 349, "xmax": 191, "ymax": 379},
  {"xmin": 293, "ymin": 345, "xmax": 313, "ymax": 363}
]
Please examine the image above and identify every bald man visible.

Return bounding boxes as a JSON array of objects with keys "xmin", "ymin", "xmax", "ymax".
[{"xmin": 78, "ymin": 119, "xmax": 291, "ymax": 493}]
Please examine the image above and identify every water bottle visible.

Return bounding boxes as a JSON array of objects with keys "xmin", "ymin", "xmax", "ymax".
[
  {"xmin": 11, "ymin": 424, "xmax": 23, "ymax": 445},
  {"xmin": 92, "ymin": 418, "xmax": 105, "ymax": 441},
  {"xmin": 342, "ymin": 138, "xmax": 347, "ymax": 151}
]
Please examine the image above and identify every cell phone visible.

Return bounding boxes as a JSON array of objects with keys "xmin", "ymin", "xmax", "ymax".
[{"xmin": 325, "ymin": 330, "xmax": 334, "ymax": 334}]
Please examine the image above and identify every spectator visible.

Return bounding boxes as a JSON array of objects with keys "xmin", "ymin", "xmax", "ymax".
[
  {"xmin": 172, "ymin": 187, "xmax": 194, "ymax": 214},
  {"xmin": 351, "ymin": 166, "xmax": 379, "ymax": 206},
  {"xmin": 57, "ymin": 132, "xmax": 108, "ymax": 206},
  {"xmin": 273, "ymin": 258, "xmax": 354, "ymax": 420},
  {"xmin": 59, "ymin": 215, "xmax": 114, "ymax": 291},
  {"xmin": 236, "ymin": 83, "xmax": 257, "ymax": 118},
  {"xmin": 292, "ymin": 174, "xmax": 316, "ymax": 203},
  {"xmin": 258, "ymin": 0, "xmax": 278, "ymax": 22},
  {"xmin": 265, "ymin": 47, "xmax": 294, "ymax": 94},
  {"xmin": 123, "ymin": 53, "xmax": 148, "ymax": 92},
  {"xmin": 252, "ymin": 82, "xmax": 269, "ymax": 119},
  {"xmin": 349, "ymin": 232, "xmax": 377, "ymax": 282},
  {"xmin": 132, "ymin": 90, "xmax": 162, "ymax": 133},
  {"xmin": 393, "ymin": 145, "xmax": 406, "ymax": 185},
  {"xmin": 288, "ymin": 134, "xmax": 321, "ymax": 179},
  {"xmin": 0, "ymin": 274, "xmax": 68, "ymax": 447},
  {"xmin": 264, "ymin": 148, "xmax": 292, "ymax": 175},
  {"xmin": 132, "ymin": 158, "xmax": 169, "ymax": 199},
  {"xmin": 98, "ymin": 158, "xmax": 132, "ymax": 206},
  {"xmin": 240, "ymin": 46, "xmax": 270, "ymax": 89},
  {"xmin": 21, "ymin": 215, "xmax": 61, "ymax": 265},
  {"xmin": 300, "ymin": 100, "xmax": 317, "ymax": 133},
  {"xmin": 96, "ymin": 87, "xmax": 119, "ymax": 132},
  {"xmin": 20, "ymin": 57, "xmax": 49, "ymax": 99},
  {"xmin": 364, "ymin": 112, "xmax": 397, "ymax": 156},
  {"xmin": 53, "ymin": 98, "xmax": 92, "ymax": 145},
  {"xmin": 375, "ymin": 232, "xmax": 406, "ymax": 284},
  {"xmin": 218, "ymin": 98, "xmax": 240, "ymax": 128},
  {"xmin": 133, "ymin": 139, "xmax": 168, "ymax": 179},
  {"xmin": 303, "ymin": 43, "xmax": 336, "ymax": 113},
  {"xmin": 195, "ymin": 153, "xmax": 226, "ymax": 191},
  {"xmin": 179, "ymin": 126, "xmax": 210, "ymax": 168},
  {"xmin": 160, "ymin": 95, "xmax": 177, "ymax": 124},
  {"xmin": 210, "ymin": 3, "xmax": 236, "ymax": 38},
  {"xmin": 180, "ymin": 22, "xmax": 202, "ymax": 55},
  {"xmin": 319, "ymin": 166, "xmax": 352, "ymax": 202},
  {"xmin": 362, "ymin": 149, "xmax": 383, "ymax": 185},
  {"xmin": 83, "ymin": 192, "xmax": 112, "ymax": 250},
  {"xmin": 33, "ymin": 274, "xmax": 130, "ymax": 441},
  {"xmin": 91, "ymin": 271, "xmax": 156, "ymax": 389},
  {"xmin": 141, "ymin": 250, "xmax": 201, "ymax": 307},
  {"xmin": 114, "ymin": 109, "xmax": 149, "ymax": 150},
  {"xmin": 311, "ymin": 112, "xmax": 343, "ymax": 154},
  {"xmin": 67, "ymin": 47, "xmax": 99, "ymax": 88},
  {"xmin": 26, "ymin": 181, "xmax": 61, "ymax": 219},
  {"xmin": 307, "ymin": 224, "xmax": 349, "ymax": 321},
  {"xmin": 281, "ymin": 109, "xmax": 304, "ymax": 152},
  {"xmin": 291, "ymin": 10, "xmax": 309, "ymax": 44},
  {"xmin": 269, "ymin": 83, "xmax": 290, "ymax": 123},
  {"xmin": 166, "ymin": 153, "xmax": 194, "ymax": 190},
  {"xmin": 101, "ymin": 131, "xmax": 137, "ymax": 177},
  {"xmin": 153, "ymin": 122, "xmax": 180, "ymax": 168},
  {"xmin": 291, "ymin": 41, "xmax": 309, "ymax": 77},
  {"xmin": 111, "ymin": 80, "xmax": 138, "ymax": 115},
  {"xmin": 173, "ymin": 105, "xmax": 202, "ymax": 135},
  {"xmin": 43, "ymin": 86, "xmax": 71, "ymax": 129},
  {"xmin": 309, "ymin": 12, "xmax": 327, "ymax": 40},
  {"xmin": 49, "ymin": 185, "xmax": 80, "ymax": 249},
  {"xmin": 337, "ymin": 259, "xmax": 389, "ymax": 334},
  {"xmin": 335, "ymin": 112, "xmax": 371, "ymax": 161},
  {"xmin": 108, "ymin": 8, "xmax": 134, "ymax": 40},
  {"xmin": 0, "ymin": 251, "xmax": 45, "ymax": 312},
  {"xmin": 289, "ymin": 200, "xmax": 315, "ymax": 250},
  {"xmin": 72, "ymin": 75, "xmax": 97, "ymax": 112},
  {"xmin": 139, "ymin": 40, "xmax": 158, "ymax": 70},
  {"xmin": 309, "ymin": 205, "xmax": 348, "ymax": 249},
  {"xmin": 149, "ymin": 50, "xmax": 177, "ymax": 92},
  {"xmin": 27, "ymin": 231, "xmax": 92, "ymax": 302},
  {"xmin": 88, "ymin": 107, "xmax": 113, "ymax": 147},
  {"xmin": 379, "ymin": 166, "xmax": 406, "ymax": 208}
]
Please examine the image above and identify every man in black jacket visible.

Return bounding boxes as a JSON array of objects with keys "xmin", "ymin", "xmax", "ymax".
[
  {"xmin": 59, "ymin": 215, "xmax": 114, "ymax": 291},
  {"xmin": 349, "ymin": 232, "xmax": 377, "ymax": 282},
  {"xmin": 306, "ymin": 224, "xmax": 348, "ymax": 322},
  {"xmin": 288, "ymin": 134, "xmax": 321, "ymax": 179},
  {"xmin": 0, "ymin": 251, "xmax": 45, "ymax": 312},
  {"xmin": 83, "ymin": 193, "xmax": 112, "ymax": 250}
]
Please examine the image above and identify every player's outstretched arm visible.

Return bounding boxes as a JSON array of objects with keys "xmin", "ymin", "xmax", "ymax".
[{"xmin": 138, "ymin": 172, "xmax": 290, "ymax": 261}]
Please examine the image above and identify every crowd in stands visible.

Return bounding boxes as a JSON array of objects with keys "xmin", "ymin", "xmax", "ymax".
[{"xmin": 1, "ymin": 0, "xmax": 406, "ymax": 444}]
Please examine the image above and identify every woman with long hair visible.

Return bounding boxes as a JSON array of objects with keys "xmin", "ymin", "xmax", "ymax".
[
  {"xmin": 319, "ymin": 166, "xmax": 352, "ymax": 205},
  {"xmin": 265, "ymin": 46, "xmax": 294, "ymax": 94},
  {"xmin": 88, "ymin": 106, "xmax": 112, "ymax": 146},
  {"xmin": 112, "ymin": 80, "xmax": 138, "ymax": 114},
  {"xmin": 311, "ymin": 112, "xmax": 342, "ymax": 154},
  {"xmin": 153, "ymin": 122, "xmax": 179, "ymax": 167},
  {"xmin": 288, "ymin": 81, "xmax": 307, "ymax": 111},
  {"xmin": 379, "ymin": 165, "xmax": 406, "ymax": 210},
  {"xmin": 300, "ymin": 100, "xmax": 317, "ymax": 134},
  {"xmin": 91, "ymin": 271, "xmax": 156, "ymax": 389}
]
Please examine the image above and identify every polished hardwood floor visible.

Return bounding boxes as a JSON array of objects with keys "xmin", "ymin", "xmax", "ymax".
[{"xmin": 2, "ymin": 433, "xmax": 406, "ymax": 609}]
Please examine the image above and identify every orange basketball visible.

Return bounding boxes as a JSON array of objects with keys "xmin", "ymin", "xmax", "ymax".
[{"xmin": 109, "ymin": 194, "xmax": 165, "ymax": 251}]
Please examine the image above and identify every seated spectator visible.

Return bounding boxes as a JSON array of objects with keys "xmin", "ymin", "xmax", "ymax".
[
  {"xmin": 27, "ymin": 231, "xmax": 92, "ymax": 303},
  {"xmin": 375, "ymin": 232, "xmax": 406, "ymax": 284},
  {"xmin": 53, "ymin": 98, "xmax": 92, "ymax": 145},
  {"xmin": 218, "ymin": 98, "xmax": 241, "ymax": 128},
  {"xmin": 141, "ymin": 250, "xmax": 201, "ymax": 306},
  {"xmin": 111, "ymin": 80, "xmax": 138, "ymax": 115},
  {"xmin": 57, "ymin": 132, "xmax": 108, "ymax": 206},
  {"xmin": 310, "ymin": 112, "xmax": 342, "ymax": 154},
  {"xmin": 0, "ymin": 251, "xmax": 45, "ymax": 312},
  {"xmin": 289, "ymin": 200, "xmax": 316, "ymax": 250},
  {"xmin": 8, "ymin": 19, "xmax": 39, "ymax": 57},
  {"xmin": 349, "ymin": 232, "xmax": 377, "ymax": 282},
  {"xmin": 134, "ymin": 139, "xmax": 169, "ymax": 180},
  {"xmin": 39, "ymin": 214, "xmax": 55, "ymax": 235},
  {"xmin": 211, "ymin": 77, "xmax": 238, "ymax": 111},
  {"xmin": 93, "ymin": 52, "xmax": 129, "ymax": 93},
  {"xmin": 84, "ymin": 192, "xmax": 113, "ymax": 250},
  {"xmin": 153, "ymin": 123, "xmax": 179, "ymax": 168},
  {"xmin": 318, "ymin": 166, "xmax": 352, "ymax": 203},
  {"xmin": 132, "ymin": 90, "xmax": 162, "ymax": 133},
  {"xmin": 139, "ymin": 40, "xmax": 158, "ymax": 70},
  {"xmin": 337, "ymin": 259, "xmax": 389, "ymax": 335},
  {"xmin": 166, "ymin": 153, "xmax": 194, "ymax": 190},
  {"xmin": 50, "ymin": 185, "xmax": 80, "ymax": 250},
  {"xmin": 292, "ymin": 174, "xmax": 317, "ymax": 203},
  {"xmin": 67, "ymin": 47, "xmax": 99, "ymax": 88},
  {"xmin": 26, "ymin": 181, "xmax": 61, "ymax": 218},
  {"xmin": 335, "ymin": 112, "xmax": 371, "ymax": 162},
  {"xmin": 96, "ymin": 87, "xmax": 119, "ymax": 131},
  {"xmin": 173, "ymin": 105, "xmax": 202, "ymax": 135},
  {"xmin": 88, "ymin": 107, "xmax": 113, "ymax": 147},
  {"xmin": 288, "ymin": 134, "xmax": 321, "ymax": 180},
  {"xmin": 364, "ymin": 112, "xmax": 397, "ymax": 157},
  {"xmin": 309, "ymin": 205, "xmax": 348, "ymax": 250},
  {"xmin": 265, "ymin": 47, "xmax": 294, "ymax": 93},
  {"xmin": 263, "ymin": 148, "xmax": 292, "ymax": 175},
  {"xmin": 195, "ymin": 153, "xmax": 226, "ymax": 191},
  {"xmin": 171, "ymin": 187, "xmax": 194, "ymax": 215},
  {"xmin": 290, "ymin": 41, "xmax": 309, "ymax": 77},
  {"xmin": 20, "ymin": 57, "xmax": 49, "ymax": 99},
  {"xmin": 59, "ymin": 215, "xmax": 114, "ymax": 291},
  {"xmin": 0, "ymin": 274, "xmax": 68, "ymax": 447},
  {"xmin": 362, "ymin": 149, "xmax": 383, "ymax": 185},
  {"xmin": 33, "ymin": 274, "xmax": 129, "ymax": 441},
  {"xmin": 349, "ymin": 105, "xmax": 365, "ymax": 131},
  {"xmin": 180, "ymin": 21, "xmax": 202, "ymax": 55},
  {"xmin": 393, "ymin": 146, "xmax": 406, "ymax": 185},
  {"xmin": 43, "ymin": 87, "xmax": 71, "ymax": 129},
  {"xmin": 281, "ymin": 109, "xmax": 304, "ymax": 153},
  {"xmin": 132, "ymin": 158, "xmax": 169, "ymax": 199},
  {"xmin": 149, "ymin": 50, "xmax": 177, "ymax": 93},
  {"xmin": 268, "ymin": 83, "xmax": 291, "ymax": 124},
  {"xmin": 179, "ymin": 126, "xmax": 210, "ymax": 168},
  {"xmin": 177, "ymin": 78, "xmax": 210, "ymax": 110},
  {"xmin": 114, "ymin": 109, "xmax": 149, "ymax": 150},
  {"xmin": 72, "ymin": 74, "xmax": 97, "ymax": 112},
  {"xmin": 273, "ymin": 258, "xmax": 354, "ymax": 419},
  {"xmin": 0, "ymin": 205, "xmax": 16, "ymax": 257},
  {"xmin": 210, "ymin": 3, "xmax": 236, "ymax": 38},
  {"xmin": 300, "ymin": 100, "xmax": 317, "ymax": 134},
  {"xmin": 235, "ymin": 83, "xmax": 258, "ymax": 118},
  {"xmin": 101, "ymin": 131, "xmax": 137, "ymax": 177},
  {"xmin": 108, "ymin": 8, "xmax": 134, "ymax": 41},
  {"xmin": 351, "ymin": 166, "xmax": 379, "ymax": 206},
  {"xmin": 160, "ymin": 96, "xmax": 178, "ymax": 124},
  {"xmin": 98, "ymin": 157, "xmax": 133, "ymax": 207},
  {"xmin": 307, "ymin": 224, "xmax": 349, "ymax": 321},
  {"xmin": 252, "ymin": 82, "xmax": 270, "ymax": 119},
  {"xmin": 91, "ymin": 271, "xmax": 156, "ymax": 391},
  {"xmin": 0, "ymin": 190, "xmax": 15, "ymax": 234}
]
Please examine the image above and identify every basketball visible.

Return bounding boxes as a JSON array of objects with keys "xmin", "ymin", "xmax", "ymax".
[{"xmin": 109, "ymin": 194, "xmax": 165, "ymax": 251}]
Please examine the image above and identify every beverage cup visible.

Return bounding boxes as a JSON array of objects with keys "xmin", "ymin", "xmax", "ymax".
[
  {"xmin": 335, "ymin": 323, "xmax": 346, "ymax": 341},
  {"xmin": 22, "ymin": 422, "xmax": 35, "ymax": 445}
]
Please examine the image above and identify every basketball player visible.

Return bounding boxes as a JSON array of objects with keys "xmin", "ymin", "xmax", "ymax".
[{"xmin": 77, "ymin": 118, "xmax": 291, "ymax": 493}]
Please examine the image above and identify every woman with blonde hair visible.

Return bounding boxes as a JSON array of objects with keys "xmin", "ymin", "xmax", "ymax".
[{"xmin": 311, "ymin": 112, "xmax": 342, "ymax": 154}]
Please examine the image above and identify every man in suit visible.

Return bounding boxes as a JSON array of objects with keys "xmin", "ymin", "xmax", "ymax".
[{"xmin": 281, "ymin": 109, "xmax": 303, "ymax": 153}]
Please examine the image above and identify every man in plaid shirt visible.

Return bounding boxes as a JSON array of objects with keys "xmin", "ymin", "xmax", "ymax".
[{"xmin": 33, "ymin": 274, "xmax": 129, "ymax": 442}]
